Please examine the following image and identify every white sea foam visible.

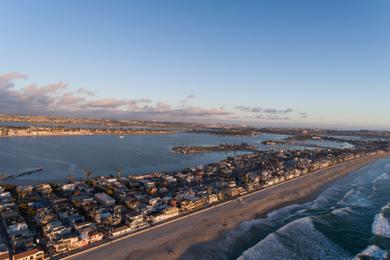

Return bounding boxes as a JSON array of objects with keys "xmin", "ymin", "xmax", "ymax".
[
  {"xmin": 354, "ymin": 245, "xmax": 388, "ymax": 260},
  {"xmin": 338, "ymin": 188, "xmax": 371, "ymax": 207},
  {"xmin": 310, "ymin": 185, "xmax": 347, "ymax": 209},
  {"xmin": 382, "ymin": 203, "xmax": 390, "ymax": 211},
  {"xmin": 266, "ymin": 204, "xmax": 302, "ymax": 219},
  {"xmin": 372, "ymin": 172, "xmax": 390, "ymax": 184},
  {"xmin": 236, "ymin": 217, "xmax": 351, "ymax": 260},
  {"xmin": 339, "ymin": 189, "xmax": 355, "ymax": 203},
  {"xmin": 311, "ymin": 193, "xmax": 334, "ymax": 209},
  {"xmin": 223, "ymin": 218, "xmax": 269, "ymax": 248},
  {"xmin": 224, "ymin": 204, "xmax": 304, "ymax": 248},
  {"xmin": 332, "ymin": 207, "xmax": 354, "ymax": 217},
  {"xmin": 372, "ymin": 213, "xmax": 390, "ymax": 239}
]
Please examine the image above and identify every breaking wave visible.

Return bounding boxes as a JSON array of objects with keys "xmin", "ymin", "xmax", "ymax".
[
  {"xmin": 337, "ymin": 187, "xmax": 371, "ymax": 207},
  {"xmin": 372, "ymin": 172, "xmax": 390, "ymax": 184},
  {"xmin": 372, "ymin": 209, "xmax": 390, "ymax": 239},
  {"xmin": 354, "ymin": 245, "xmax": 388, "ymax": 260},
  {"xmin": 223, "ymin": 218, "xmax": 269, "ymax": 248},
  {"xmin": 265, "ymin": 203, "xmax": 304, "ymax": 219},
  {"xmin": 236, "ymin": 217, "xmax": 351, "ymax": 260},
  {"xmin": 331, "ymin": 206, "xmax": 354, "ymax": 217},
  {"xmin": 181, "ymin": 157, "xmax": 390, "ymax": 260},
  {"xmin": 223, "ymin": 204, "xmax": 303, "ymax": 248}
]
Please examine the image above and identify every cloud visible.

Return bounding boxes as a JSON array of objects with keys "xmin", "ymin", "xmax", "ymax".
[
  {"xmin": 138, "ymin": 98, "xmax": 151, "ymax": 103},
  {"xmin": 76, "ymin": 88, "xmax": 95, "ymax": 96},
  {"xmin": 254, "ymin": 114, "xmax": 290, "ymax": 121},
  {"xmin": 235, "ymin": 106, "xmax": 293, "ymax": 115},
  {"xmin": 0, "ymin": 70, "xmax": 305, "ymax": 123},
  {"xmin": 263, "ymin": 108, "xmax": 293, "ymax": 114},
  {"xmin": 235, "ymin": 106, "xmax": 263, "ymax": 113},
  {"xmin": 21, "ymin": 82, "xmax": 67, "ymax": 96},
  {"xmin": 179, "ymin": 94, "xmax": 196, "ymax": 108},
  {"xmin": 174, "ymin": 106, "xmax": 231, "ymax": 117},
  {"xmin": 57, "ymin": 92, "xmax": 87, "ymax": 106},
  {"xmin": 266, "ymin": 115, "xmax": 291, "ymax": 121},
  {"xmin": 299, "ymin": 112, "xmax": 308, "ymax": 119},
  {"xmin": 154, "ymin": 102, "xmax": 172, "ymax": 112},
  {"xmin": 235, "ymin": 105, "xmax": 295, "ymax": 121},
  {"xmin": 83, "ymin": 98, "xmax": 128, "ymax": 109},
  {"xmin": 0, "ymin": 71, "xmax": 232, "ymax": 120}
]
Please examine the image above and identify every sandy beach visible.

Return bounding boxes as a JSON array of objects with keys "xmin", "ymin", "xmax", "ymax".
[{"xmin": 68, "ymin": 154, "xmax": 389, "ymax": 260}]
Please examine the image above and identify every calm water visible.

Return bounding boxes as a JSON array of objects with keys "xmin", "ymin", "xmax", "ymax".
[
  {"xmin": 183, "ymin": 157, "xmax": 390, "ymax": 260},
  {"xmin": 0, "ymin": 132, "xmax": 350, "ymax": 183},
  {"xmin": 0, "ymin": 133, "xmax": 290, "ymax": 182}
]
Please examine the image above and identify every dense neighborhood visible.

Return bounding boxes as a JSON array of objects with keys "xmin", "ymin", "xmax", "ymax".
[
  {"xmin": 1, "ymin": 135, "xmax": 389, "ymax": 259},
  {"xmin": 0, "ymin": 126, "xmax": 174, "ymax": 138}
]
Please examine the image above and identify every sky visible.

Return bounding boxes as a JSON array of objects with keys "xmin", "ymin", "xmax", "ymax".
[{"xmin": 1, "ymin": 0, "xmax": 389, "ymax": 129}]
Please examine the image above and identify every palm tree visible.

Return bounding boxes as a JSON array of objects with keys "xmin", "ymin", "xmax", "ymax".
[
  {"xmin": 84, "ymin": 169, "xmax": 92, "ymax": 181},
  {"xmin": 0, "ymin": 174, "xmax": 6, "ymax": 184},
  {"xmin": 67, "ymin": 174, "xmax": 75, "ymax": 183}
]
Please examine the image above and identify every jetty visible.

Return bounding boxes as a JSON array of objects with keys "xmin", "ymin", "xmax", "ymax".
[{"xmin": 3, "ymin": 168, "xmax": 43, "ymax": 181}]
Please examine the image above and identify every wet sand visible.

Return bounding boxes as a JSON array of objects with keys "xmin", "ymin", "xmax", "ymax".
[{"xmin": 68, "ymin": 154, "xmax": 389, "ymax": 260}]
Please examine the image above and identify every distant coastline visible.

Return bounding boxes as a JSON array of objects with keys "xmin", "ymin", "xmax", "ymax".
[{"xmin": 0, "ymin": 125, "xmax": 176, "ymax": 138}]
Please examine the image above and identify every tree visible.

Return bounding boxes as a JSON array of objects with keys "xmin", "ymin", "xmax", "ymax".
[
  {"xmin": 67, "ymin": 175, "xmax": 75, "ymax": 183},
  {"xmin": 84, "ymin": 169, "xmax": 93, "ymax": 180},
  {"xmin": 0, "ymin": 174, "xmax": 6, "ymax": 184},
  {"xmin": 106, "ymin": 188, "xmax": 114, "ymax": 197}
]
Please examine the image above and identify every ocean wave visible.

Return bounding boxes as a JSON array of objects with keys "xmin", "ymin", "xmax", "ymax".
[
  {"xmin": 266, "ymin": 204, "xmax": 303, "ymax": 219},
  {"xmin": 337, "ymin": 188, "xmax": 371, "ymax": 207},
  {"xmin": 223, "ymin": 218, "xmax": 269, "ymax": 248},
  {"xmin": 372, "ymin": 172, "xmax": 390, "ymax": 184},
  {"xmin": 310, "ymin": 191, "xmax": 339, "ymax": 209},
  {"xmin": 310, "ymin": 196, "xmax": 330, "ymax": 209},
  {"xmin": 354, "ymin": 245, "xmax": 388, "ymax": 260},
  {"xmin": 223, "ymin": 204, "xmax": 303, "ymax": 248},
  {"xmin": 382, "ymin": 203, "xmax": 390, "ymax": 211},
  {"xmin": 372, "ymin": 213, "xmax": 390, "ymax": 239},
  {"xmin": 310, "ymin": 184, "xmax": 351, "ymax": 209},
  {"xmin": 332, "ymin": 207, "xmax": 354, "ymax": 217},
  {"xmin": 236, "ymin": 217, "xmax": 351, "ymax": 260}
]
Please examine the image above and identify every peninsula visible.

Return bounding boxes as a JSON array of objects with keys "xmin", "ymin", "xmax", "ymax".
[
  {"xmin": 171, "ymin": 143, "xmax": 258, "ymax": 154},
  {"xmin": 70, "ymin": 153, "xmax": 388, "ymax": 260},
  {"xmin": 0, "ymin": 134, "xmax": 389, "ymax": 260}
]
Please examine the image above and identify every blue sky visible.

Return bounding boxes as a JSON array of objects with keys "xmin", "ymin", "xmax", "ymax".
[{"xmin": 1, "ymin": 0, "xmax": 389, "ymax": 129}]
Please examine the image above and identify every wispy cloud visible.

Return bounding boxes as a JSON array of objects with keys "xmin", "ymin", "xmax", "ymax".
[
  {"xmin": 235, "ymin": 105, "xmax": 297, "ymax": 121},
  {"xmin": 235, "ymin": 106, "xmax": 263, "ymax": 113},
  {"xmin": 299, "ymin": 112, "xmax": 308, "ymax": 119},
  {"xmin": 263, "ymin": 108, "xmax": 293, "ymax": 114},
  {"xmin": 0, "ymin": 71, "xmax": 231, "ymax": 120},
  {"xmin": 0, "ymin": 71, "xmax": 308, "ymax": 123},
  {"xmin": 179, "ymin": 94, "xmax": 195, "ymax": 108},
  {"xmin": 76, "ymin": 88, "xmax": 95, "ymax": 96}
]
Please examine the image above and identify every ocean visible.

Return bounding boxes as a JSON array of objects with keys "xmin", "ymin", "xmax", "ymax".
[{"xmin": 182, "ymin": 157, "xmax": 390, "ymax": 260}]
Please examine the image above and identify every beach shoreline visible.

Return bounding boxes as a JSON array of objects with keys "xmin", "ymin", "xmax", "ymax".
[{"xmin": 66, "ymin": 153, "xmax": 389, "ymax": 260}]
